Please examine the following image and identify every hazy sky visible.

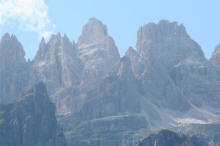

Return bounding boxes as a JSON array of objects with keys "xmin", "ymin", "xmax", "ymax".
[{"xmin": 0, "ymin": 0, "xmax": 219, "ymax": 59}]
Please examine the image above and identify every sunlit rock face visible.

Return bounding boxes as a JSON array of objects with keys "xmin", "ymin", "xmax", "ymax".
[
  {"xmin": 0, "ymin": 33, "xmax": 31, "ymax": 104},
  {"xmin": 126, "ymin": 20, "xmax": 207, "ymax": 111},
  {"xmin": 34, "ymin": 33, "xmax": 82, "ymax": 92},
  {"xmin": 32, "ymin": 19, "xmax": 121, "ymax": 114},
  {"xmin": 0, "ymin": 83, "xmax": 67, "ymax": 146},
  {"xmin": 33, "ymin": 33, "xmax": 83, "ymax": 114},
  {"xmin": 136, "ymin": 20, "xmax": 205, "ymax": 66},
  {"xmin": 77, "ymin": 18, "xmax": 120, "ymax": 90}
]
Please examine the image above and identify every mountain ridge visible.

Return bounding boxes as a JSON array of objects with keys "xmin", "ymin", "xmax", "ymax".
[{"xmin": 0, "ymin": 18, "xmax": 220, "ymax": 146}]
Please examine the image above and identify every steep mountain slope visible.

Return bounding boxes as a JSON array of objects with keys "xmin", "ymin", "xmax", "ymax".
[
  {"xmin": 77, "ymin": 18, "xmax": 120, "ymax": 91},
  {"xmin": 33, "ymin": 33, "xmax": 83, "ymax": 113},
  {"xmin": 126, "ymin": 20, "xmax": 220, "ymax": 123},
  {"xmin": 32, "ymin": 18, "xmax": 121, "ymax": 114},
  {"xmin": 0, "ymin": 83, "xmax": 67, "ymax": 146},
  {"xmin": 0, "ymin": 33, "xmax": 31, "ymax": 104},
  {"xmin": 127, "ymin": 20, "xmax": 207, "ymax": 111},
  {"xmin": 59, "ymin": 57, "xmax": 149, "ymax": 146}
]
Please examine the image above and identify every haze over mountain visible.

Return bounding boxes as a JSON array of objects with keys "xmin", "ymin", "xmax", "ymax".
[{"xmin": 0, "ymin": 18, "xmax": 220, "ymax": 146}]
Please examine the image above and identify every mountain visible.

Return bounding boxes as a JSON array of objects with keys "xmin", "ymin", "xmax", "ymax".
[
  {"xmin": 138, "ymin": 130, "xmax": 208, "ymax": 146},
  {"xmin": 0, "ymin": 18, "xmax": 220, "ymax": 146},
  {"xmin": 33, "ymin": 33, "xmax": 83, "ymax": 113},
  {"xmin": 77, "ymin": 18, "xmax": 120, "ymax": 91},
  {"xmin": 0, "ymin": 33, "xmax": 31, "ymax": 104},
  {"xmin": 127, "ymin": 20, "xmax": 207, "ymax": 111},
  {"xmin": 59, "ymin": 57, "xmax": 148, "ymax": 146},
  {"xmin": 32, "ymin": 18, "xmax": 121, "ymax": 114},
  {"xmin": 59, "ymin": 20, "xmax": 220, "ymax": 146},
  {"xmin": 0, "ymin": 83, "xmax": 67, "ymax": 146}
]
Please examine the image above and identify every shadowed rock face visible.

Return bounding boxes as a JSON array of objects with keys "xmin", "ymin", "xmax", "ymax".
[
  {"xmin": 0, "ymin": 33, "xmax": 31, "ymax": 104},
  {"xmin": 139, "ymin": 130, "xmax": 208, "ymax": 146},
  {"xmin": 0, "ymin": 83, "xmax": 67, "ymax": 146}
]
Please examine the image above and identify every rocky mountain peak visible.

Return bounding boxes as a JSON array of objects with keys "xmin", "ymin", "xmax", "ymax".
[
  {"xmin": 34, "ymin": 33, "xmax": 75, "ymax": 64},
  {"xmin": 77, "ymin": 18, "xmax": 108, "ymax": 46},
  {"xmin": 137, "ymin": 20, "xmax": 187, "ymax": 47},
  {"xmin": 33, "ymin": 33, "xmax": 83, "ymax": 105},
  {"xmin": 39, "ymin": 37, "xmax": 46, "ymax": 49},
  {"xmin": 76, "ymin": 18, "xmax": 120, "ymax": 87},
  {"xmin": 210, "ymin": 44, "xmax": 220, "ymax": 65},
  {"xmin": 117, "ymin": 56, "xmax": 135, "ymax": 80},
  {"xmin": 0, "ymin": 33, "xmax": 30, "ymax": 104},
  {"xmin": 136, "ymin": 20, "xmax": 205, "ymax": 67},
  {"xmin": 0, "ymin": 33, "xmax": 26, "ymax": 68},
  {"xmin": 125, "ymin": 46, "xmax": 137, "ymax": 57}
]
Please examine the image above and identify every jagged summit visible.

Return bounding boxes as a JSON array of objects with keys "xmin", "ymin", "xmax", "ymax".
[
  {"xmin": 76, "ymin": 18, "xmax": 120, "ymax": 85},
  {"xmin": 1, "ymin": 19, "xmax": 220, "ymax": 146},
  {"xmin": 0, "ymin": 33, "xmax": 26, "ymax": 65},
  {"xmin": 137, "ymin": 20, "xmax": 187, "ymax": 41},
  {"xmin": 136, "ymin": 20, "xmax": 206, "ymax": 67},
  {"xmin": 1, "ymin": 33, "xmax": 21, "ymax": 42},
  {"xmin": 125, "ymin": 46, "xmax": 137, "ymax": 56},
  {"xmin": 77, "ymin": 18, "xmax": 108, "ymax": 46},
  {"xmin": 33, "ymin": 32, "xmax": 82, "ymax": 91},
  {"xmin": 210, "ymin": 44, "xmax": 220, "ymax": 65},
  {"xmin": 34, "ymin": 33, "xmax": 75, "ymax": 63},
  {"xmin": 0, "ymin": 33, "xmax": 30, "ymax": 104}
]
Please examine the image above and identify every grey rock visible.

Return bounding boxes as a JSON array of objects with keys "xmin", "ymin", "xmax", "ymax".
[
  {"xmin": 139, "ymin": 130, "xmax": 208, "ymax": 146},
  {"xmin": 1, "ymin": 18, "xmax": 220, "ymax": 146},
  {"xmin": 0, "ymin": 33, "xmax": 31, "ymax": 104},
  {"xmin": 0, "ymin": 83, "xmax": 67, "ymax": 146},
  {"xmin": 33, "ymin": 33, "xmax": 83, "ymax": 114},
  {"xmin": 210, "ymin": 44, "xmax": 220, "ymax": 66},
  {"xmin": 77, "ymin": 18, "xmax": 120, "ymax": 91}
]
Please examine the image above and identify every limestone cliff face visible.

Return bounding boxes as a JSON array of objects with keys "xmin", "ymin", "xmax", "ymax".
[
  {"xmin": 33, "ymin": 34, "xmax": 83, "ymax": 113},
  {"xmin": 0, "ymin": 83, "xmax": 67, "ymax": 146},
  {"xmin": 32, "ymin": 20, "xmax": 121, "ymax": 114},
  {"xmin": 0, "ymin": 33, "xmax": 31, "ymax": 103},
  {"xmin": 136, "ymin": 20, "xmax": 205, "ymax": 66},
  {"xmin": 34, "ymin": 33, "xmax": 82, "ymax": 91},
  {"xmin": 60, "ymin": 57, "xmax": 148, "ymax": 146},
  {"xmin": 77, "ymin": 18, "xmax": 120, "ymax": 90},
  {"xmin": 127, "ymin": 20, "xmax": 206, "ymax": 111}
]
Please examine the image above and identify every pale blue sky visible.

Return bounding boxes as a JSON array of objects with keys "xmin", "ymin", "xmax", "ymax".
[{"xmin": 0, "ymin": 0, "xmax": 219, "ymax": 59}]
